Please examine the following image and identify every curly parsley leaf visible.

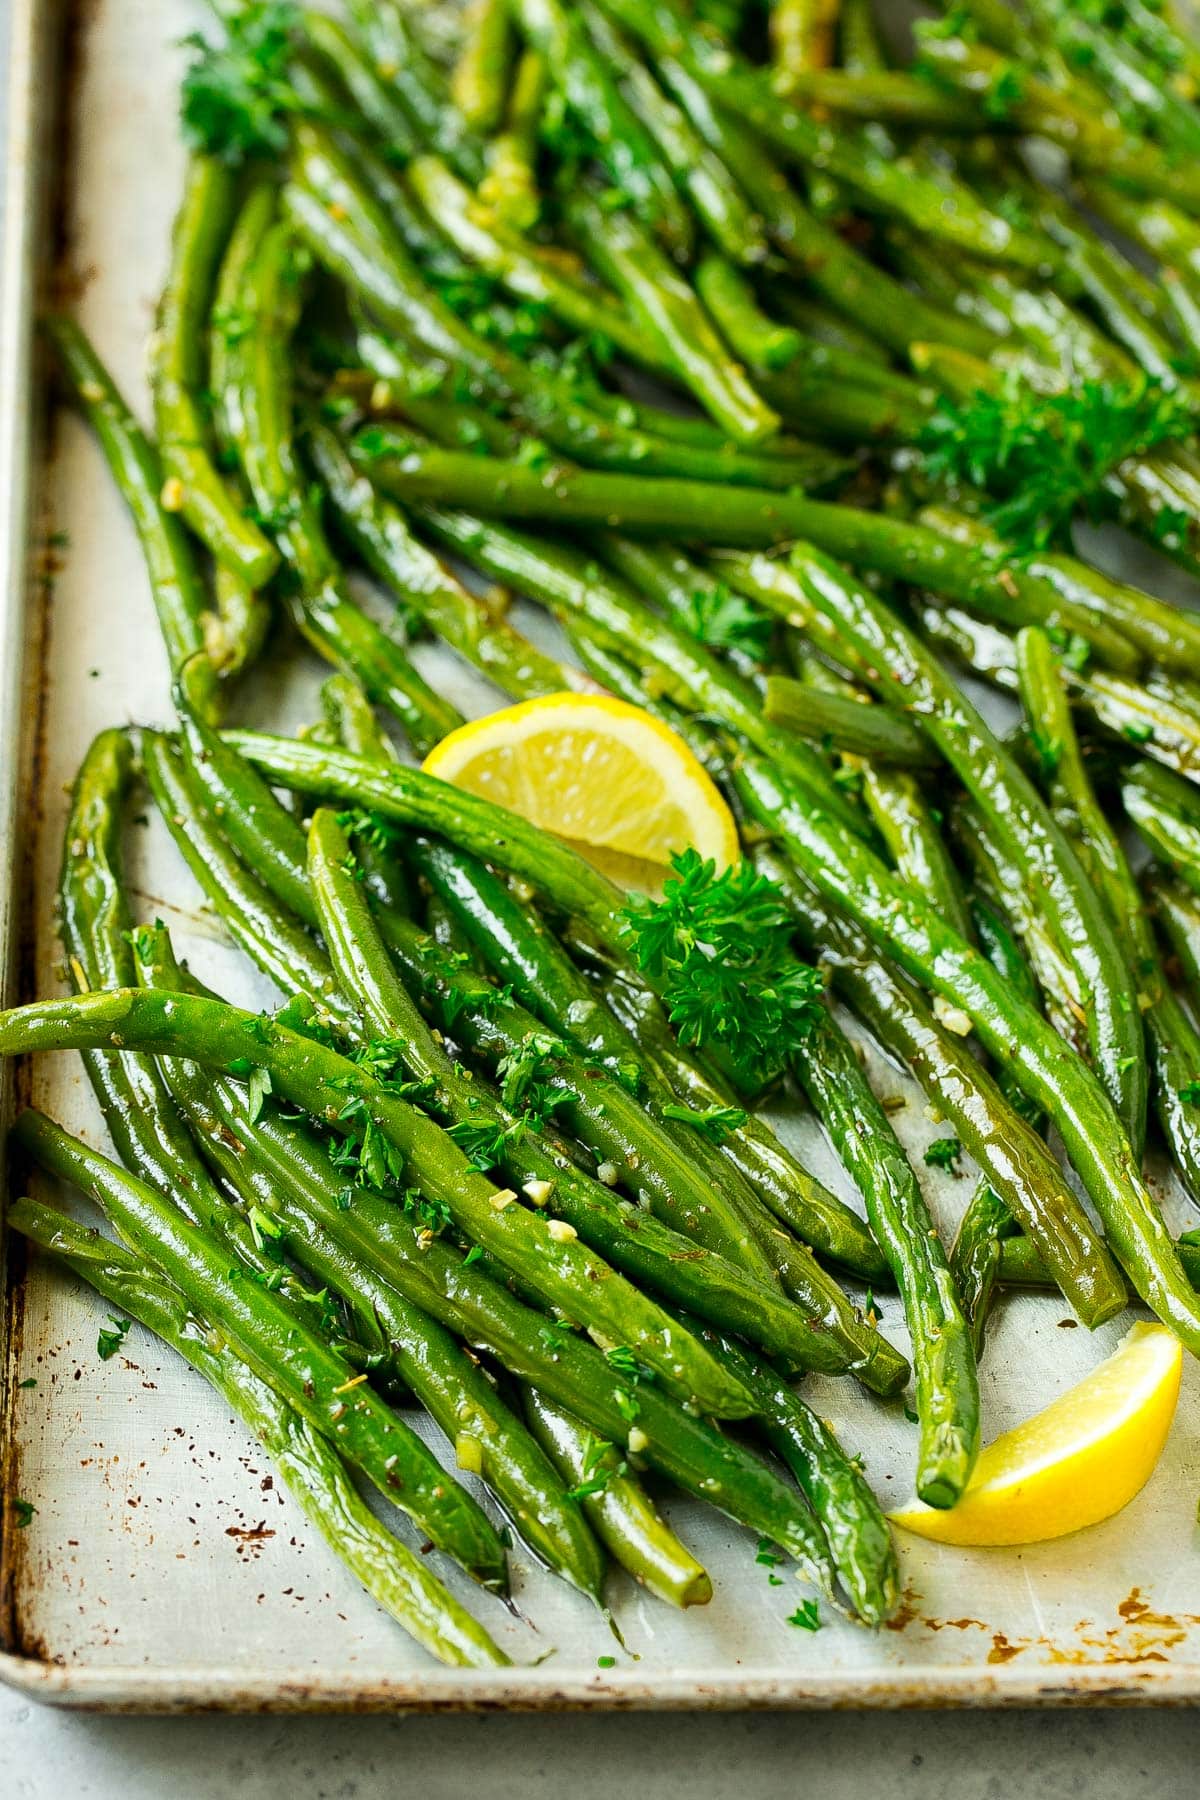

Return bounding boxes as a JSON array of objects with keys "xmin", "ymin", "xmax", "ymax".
[
  {"xmin": 180, "ymin": 2, "xmax": 308, "ymax": 165},
  {"xmin": 918, "ymin": 372, "xmax": 1196, "ymax": 551},
  {"xmin": 620, "ymin": 848, "xmax": 825, "ymax": 1087}
]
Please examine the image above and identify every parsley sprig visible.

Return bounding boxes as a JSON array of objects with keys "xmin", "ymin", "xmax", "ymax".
[
  {"xmin": 918, "ymin": 372, "xmax": 1196, "ymax": 551},
  {"xmin": 180, "ymin": 2, "xmax": 311, "ymax": 165},
  {"xmin": 620, "ymin": 849, "xmax": 825, "ymax": 1088}
]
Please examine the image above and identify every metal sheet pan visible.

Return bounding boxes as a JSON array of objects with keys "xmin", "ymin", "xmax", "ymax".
[{"xmin": 2, "ymin": 0, "xmax": 1200, "ymax": 1714}]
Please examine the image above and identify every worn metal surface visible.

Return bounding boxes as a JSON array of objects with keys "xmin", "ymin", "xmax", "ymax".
[{"xmin": 1, "ymin": 0, "xmax": 1199, "ymax": 1713}]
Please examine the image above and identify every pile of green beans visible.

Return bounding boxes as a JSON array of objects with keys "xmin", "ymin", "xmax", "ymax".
[{"xmin": 27, "ymin": 0, "xmax": 1200, "ymax": 1668}]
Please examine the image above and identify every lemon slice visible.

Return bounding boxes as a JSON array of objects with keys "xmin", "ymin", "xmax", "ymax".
[
  {"xmin": 890, "ymin": 1322, "xmax": 1182, "ymax": 1547},
  {"xmin": 423, "ymin": 693, "xmax": 740, "ymax": 873}
]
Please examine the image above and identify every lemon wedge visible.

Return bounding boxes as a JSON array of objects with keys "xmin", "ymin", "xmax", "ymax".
[
  {"xmin": 422, "ymin": 693, "xmax": 740, "ymax": 874},
  {"xmin": 890, "ymin": 1322, "xmax": 1182, "ymax": 1547}
]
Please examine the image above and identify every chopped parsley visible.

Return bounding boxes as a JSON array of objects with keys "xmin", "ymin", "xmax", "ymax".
[
  {"xmin": 787, "ymin": 1599, "xmax": 822, "ymax": 1633},
  {"xmin": 683, "ymin": 584, "xmax": 774, "ymax": 659},
  {"xmin": 447, "ymin": 1116, "xmax": 524, "ymax": 1174},
  {"xmin": 660, "ymin": 1101, "xmax": 749, "ymax": 1145},
  {"xmin": 566, "ymin": 1434, "xmax": 625, "ymax": 1502},
  {"xmin": 924, "ymin": 1136, "xmax": 963, "ymax": 1172},
  {"xmin": 496, "ymin": 1032, "xmax": 575, "ymax": 1131},
  {"xmin": 97, "ymin": 1316, "xmax": 132, "ymax": 1361},
  {"xmin": 246, "ymin": 1064, "xmax": 272, "ymax": 1123}
]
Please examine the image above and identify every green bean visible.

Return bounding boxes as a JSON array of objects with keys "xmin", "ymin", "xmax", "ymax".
[
  {"xmin": 565, "ymin": 192, "xmax": 779, "ymax": 444},
  {"xmin": 1, "ymin": 1013, "xmax": 833, "ymax": 1570},
  {"xmin": 479, "ymin": 48, "xmax": 546, "ymax": 231},
  {"xmin": 509, "ymin": 0, "xmax": 693, "ymax": 256},
  {"xmin": 522, "ymin": 1391, "xmax": 711, "ymax": 1609},
  {"xmin": 8, "ymin": 1199, "xmax": 509, "ymax": 1667},
  {"xmin": 580, "ymin": 1, "xmax": 769, "ymax": 267},
  {"xmin": 152, "ymin": 156, "xmax": 279, "ymax": 589},
  {"xmin": 998, "ymin": 1233, "xmax": 1200, "ymax": 1296},
  {"xmin": 144, "ymin": 730, "xmax": 352, "ymax": 1026},
  {"xmin": 764, "ymin": 543, "xmax": 1147, "ymax": 1142},
  {"xmin": 765, "ymin": 676, "xmax": 937, "ymax": 768},
  {"xmin": 857, "ymin": 765, "xmax": 973, "ymax": 942},
  {"xmin": 682, "ymin": 1315, "xmax": 900, "ymax": 1626},
  {"xmin": 406, "ymin": 154, "xmax": 662, "ymax": 368},
  {"xmin": 451, "ymin": 0, "xmax": 515, "ymax": 131},
  {"xmin": 1124, "ymin": 759, "xmax": 1200, "ymax": 901},
  {"xmin": 1147, "ymin": 867, "xmax": 1200, "ymax": 1003},
  {"xmin": 46, "ymin": 317, "xmax": 218, "ymax": 714},
  {"xmin": 788, "ymin": 1004, "xmax": 979, "ymax": 1508},
  {"xmin": 233, "ymin": 215, "xmax": 461, "ymax": 752},
  {"xmin": 59, "ymin": 730, "xmax": 355, "ymax": 1337},
  {"xmin": 308, "ymin": 423, "xmax": 576, "ymax": 702},
  {"xmin": 13, "ymin": 1107, "xmax": 508, "ymax": 1589},
  {"xmin": 948, "ymin": 894, "xmax": 1040, "ymax": 1352},
  {"xmin": 695, "ymin": 255, "xmax": 803, "ymax": 372},
  {"xmin": 353, "ymin": 445, "xmax": 1143, "ymax": 678},
  {"xmin": 720, "ymin": 519, "xmax": 1141, "ymax": 683},
  {"xmin": 59, "ymin": 730, "xmax": 216, "ymax": 1216}
]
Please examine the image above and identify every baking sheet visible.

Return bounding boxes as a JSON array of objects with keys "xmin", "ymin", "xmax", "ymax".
[{"xmin": 2, "ymin": 0, "xmax": 1200, "ymax": 1712}]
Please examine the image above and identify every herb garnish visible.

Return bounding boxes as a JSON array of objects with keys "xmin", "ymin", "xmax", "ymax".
[
  {"xmin": 97, "ymin": 1315, "xmax": 132, "ymax": 1361},
  {"xmin": 621, "ymin": 848, "xmax": 825, "ymax": 1087},
  {"xmin": 660, "ymin": 1101, "xmax": 749, "ymax": 1146},
  {"xmin": 683, "ymin": 584, "xmax": 774, "ymax": 659},
  {"xmin": 180, "ymin": 2, "xmax": 309, "ymax": 166},
  {"xmin": 786, "ymin": 1599, "xmax": 822, "ymax": 1632},
  {"xmin": 923, "ymin": 1136, "xmax": 964, "ymax": 1172},
  {"xmin": 918, "ymin": 372, "xmax": 1196, "ymax": 551}
]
